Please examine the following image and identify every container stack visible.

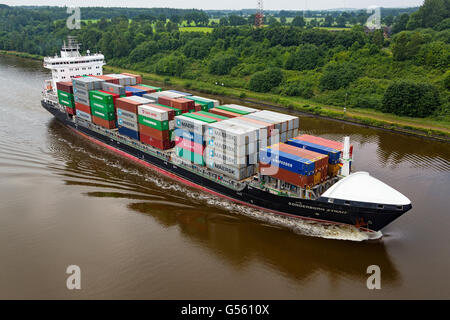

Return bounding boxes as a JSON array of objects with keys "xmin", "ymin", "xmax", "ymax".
[
  {"xmin": 185, "ymin": 96, "xmax": 219, "ymax": 111},
  {"xmin": 287, "ymin": 135, "xmax": 351, "ymax": 177},
  {"xmin": 158, "ymin": 96, "xmax": 195, "ymax": 114},
  {"xmin": 56, "ymin": 81, "xmax": 75, "ymax": 114},
  {"xmin": 89, "ymin": 90, "xmax": 116, "ymax": 129},
  {"xmin": 107, "ymin": 74, "xmax": 136, "ymax": 86},
  {"xmin": 121, "ymin": 73, "xmax": 143, "ymax": 84},
  {"xmin": 243, "ymin": 110, "xmax": 299, "ymax": 144},
  {"xmin": 73, "ymin": 77, "xmax": 104, "ymax": 122},
  {"xmin": 204, "ymin": 120, "xmax": 258, "ymax": 180},
  {"xmin": 101, "ymin": 82, "xmax": 126, "ymax": 96},
  {"xmin": 174, "ymin": 114, "xmax": 211, "ymax": 165},
  {"xmin": 137, "ymin": 104, "xmax": 174, "ymax": 150},
  {"xmin": 125, "ymin": 86, "xmax": 147, "ymax": 97},
  {"xmin": 259, "ymin": 143, "xmax": 329, "ymax": 188},
  {"xmin": 115, "ymin": 96, "xmax": 151, "ymax": 140}
]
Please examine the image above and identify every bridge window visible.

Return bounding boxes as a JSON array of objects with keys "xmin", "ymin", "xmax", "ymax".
[
  {"xmin": 344, "ymin": 201, "xmax": 350, "ymax": 205},
  {"xmin": 377, "ymin": 204, "xmax": 384, "ymax": 209}
]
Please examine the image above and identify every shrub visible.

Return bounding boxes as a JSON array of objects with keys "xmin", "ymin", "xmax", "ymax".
[
  {"xmin": 381, "ymin": 81, "xmax": 441, "ymax": 117},
  {"xmin": 285, "ymin": 44, "xmax": 322, "ymax": 71},
  {"xmin": 319, "ymin": 62, "xmax": 359, "ymax": 91},
  {"xmin": 208, "ymin": 54, "xmax": 239, "ymax": 75},
  {"xmin": 249, "ymin": 68, "xmax": 284, "ymax": 92},
  {"xmin": 155, "ymin": 55, "xmax": 186, "ymax": 76}
]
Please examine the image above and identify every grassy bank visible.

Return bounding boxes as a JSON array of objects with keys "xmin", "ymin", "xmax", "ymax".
[
  {"xmin": 104, "ymin": 65, "xmax": 450, "ymax": 141},
  {"xmin": 0, "ymin": 50, "xmax": 43, "ymax": 60}
]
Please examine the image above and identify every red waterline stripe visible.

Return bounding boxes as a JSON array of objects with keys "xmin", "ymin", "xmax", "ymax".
[{"xmin": 68, "ymin": 126, "xmax": 374, "ymax": 233}]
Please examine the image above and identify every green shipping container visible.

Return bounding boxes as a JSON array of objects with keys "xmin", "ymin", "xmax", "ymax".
[
  {"xmin": 153, "ymin": 103, "xmax": 182, "ymax": 116},
  {"xmin": 59, "ymin": 96, "xmax": 75, "ymax": 108},
  {"xmin": 138, "ymin": 115, "xmax": 169, "ymax": 131},
  {"xmin": 91, "ymin": 107, "xmax": 115, "ymax": 121},
  {"xmin": 139, "ymin": 84, "xmax": 162, "ymax": 92},
  {"xmin": 215, "ymin": 105, "xmax": 250, "ymax": 115},
  {"xmin": 182, "ymin": 113, "xmax": 217, "ymax": 124},
  {"xmin": 197, "ymin": 111, "xmax": 229, "ymax": 120},
  {"xmin": 185, "ymin": 97, "xmax": 214, "ymax": 110},
  {"xmin": 90, "ymin": 100, "xmax": 115, "ymax": 113},
  {"xmin": 89, "ymin": 90, "xmax": 114, "ymax": 105},
  {"xmin": 58, "ymin": 90, "xmax": 73, "ymax": 101}
]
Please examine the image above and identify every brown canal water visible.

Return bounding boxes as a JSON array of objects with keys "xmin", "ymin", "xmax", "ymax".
[{"xmin": 0, "ymin": 55, "xmax": 449, "ymax": 299}]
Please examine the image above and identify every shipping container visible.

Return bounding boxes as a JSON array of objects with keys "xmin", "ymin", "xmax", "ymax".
[
  {"xmin": 140, "ymin": 133, "xmax": 172, "ymax": 150},
  {"xmin": 91, "ymin": 107, "xmax": 115, "ymax": 121},
  {"xmin": 259, "ymin": 148, "xmax": 315, "ymax": 176},
  {"xmin": 287, "ymin": 138, "xmax": 341, "ymax": 164},
  {"xmin": 72, "ymin": 77, "xmax": 104, "ymax": 91},
  {"xmin": 295, "ymin": 134, "xmax": 353, "ymax": 157},
  {"xmin": 259, "ymin": 162, "xmax": 313, "ymax": 188},
  {"xmin": 90, "ymin": 75, "xmax": 119, "ymax": 84},
  {"xmin": 138, "ymin": 124, "xmax": 169, "ymax": 140},
  {"xmin": 146, "ymin": 104, "xmax": 175, "ymax": 120},
  {"xmin": 125, "ymin": 86, "xmax": 147, "ymax": 97},
  {"xmin": 121, "ymin": 73, "xmax": 143, "ymax": 84},
  {"xmin": 206, "ymin": 160, "xmax": 253, "ymax": 180},
  {"xmin": 206, "ymin": 138, "xmax": 256, "ymax": 157},
  {"xmin": 175, "ymin": 115, "xmax": 209, "ymax": 135},
  {"xmin": 244, "ymin": 113, "xmax": 285, "ymax": 133},
  {"xmin": 205, "ymin": 121, "xmax": 258, "ymax": 146},
  {"xmin": 75, "ymin": 102, "xmax": 91, "ymax": 115},
  {"xmin": 56, "ymin": 81, "xmax": 73, "ymax": 94},
  {"xmin": 186, "ymin": 96, "xmax": 219, "ymax": 109},
  {"xmin": 209, "ymin": 108, "xmax": 240, "ymax": 118},
  {"xmin": 118, "ymin": 125, "xmax": 139, "ymax": 140},
  {"xmin": 139, "ymin": 84, "xmax": 162, "ymax": 92},
  {"xmin": 116, "ymin": 97, "xmax": 146, "ymax": 114},
  {"xmin": 102, "ymin": 82, "xmax": 126, "ymax": 96},
  {"xmin": 116, "ymin": 108, "xmax": 137, "ymax": 122},
  {"xmin": 117, "ymin": 116, "xmax": 139, "ymax": 131},
  {"xmin": 175, "ymin": 147, "xmax": 205, "ymax": 165},
  {"xmin": 89, "ymin": 90, "xmax": 115, "ymax": 105},
  {"xmin": 138, "ymin": 115, "xmax": 169, "ymax": 131},
  {"xmin": 141, "ymin": 94, "xmax": 158, "ymax": 103},
  {"xmin": 108, "ymin": 74, "xmax": 136, "ymax": 86},
  {"xmin": 76, "ymin": 109, "xmax": 92, "ymax": 122},
  {"xmin": 227, "ymin": 117, "xmax": 269, "ymax": 141},
  {"xmin": 221, "ymin": 104, "xmax": 259, "ymax": 114},
  {"xmin": 92, "ymin": 115, "xmax": 116, "ymax": 129},
  {"xmin": 205, "ymin": 148, "xmax": 257, "ymax": 168},
  {"xmin": 167, "ymin": 89, "xmax": 192, "ymax": 97},
  {"xmin": 175, "ymin": 137, "xmax": 205, "ymax": 155},
  {"xmin": 138, "ymin": 104, "xmax": 169, "ymax": 122},
  {"xmin": 256, "ymin": 110, "xmax": 299, "ymax": 131},
  {"xmin": 182, "ymin": 113, "xmax": 217, "ymax": 124},
  {"xmin": 158, "ymin": 90, "xmax": 186, "ymax": 99},
  {"xmin": 174, "ymin": 128, "xmax": 204, "ymax": 145},
  {"xmin": 130, "ymin": 85, "xmax": 155, "ymax": 94},
  {"xmin": 215, "ymin": 105, "xmax": 251, "ymax": 115},
  {"xmin": 65, "ymin": 106, "xmax": 75, "ymax": 115},
  {"xmin": 193, "ymin": 111, "xmax": 228, "ymax": 122}
]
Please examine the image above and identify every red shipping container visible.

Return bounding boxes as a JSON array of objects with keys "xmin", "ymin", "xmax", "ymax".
[
  {"xmin": 75, "ymin": 102, "xmax": 91, "ymax": 114},
  {"xmin": 259, "ymin": 162, "xmax": 313, "ymax": 188},
  {"xmin": 295, "ymin": 134, "xmax": 353, "ymax": 157},
  {"xmin": 140, "ymin": 133, "xmax": 172, "ymax": 150},
  {"xmin": 92, "ymin": 115, "xmax": 116, "ymax": 129},
  {"xmin": 175, "ymin": 98, "xmax": 195, "ymax": 108},
  {"xmin": 194, "ymin": 103, "xmax": 202, "ymax": 112},
  {"xmin": 175, "ymin": 137, "xmax": 204, "ymax": 155},
  {"xmin": 146, "ymin": 104, "xmax": 175, "ymax": 120},
  {"xmin": 125, "ymin": 91, "xmax": 133, "ymax": 97},
  {"xmin": 115, "ymin": 98, "xmax": 142, "ymax": 114},
  {"xmin": 98, "ymin": 90, "xmax": 120, "ymax": 104},
  {"xmin": 90, "ymin": 75, "xmax": 118, "ymax": 84},
  {"xmin": 121, "ymin": 73, "xmax": 143, "ymax": 84},
  {"xmin": 138, "ymin": 124, "xmax": 170, "ymax": 140},
  {"xmin": 56, "ymin": 81, "xmax": 73, "ymax": 94},
  {"xmin": 209, "ymin": 108, "xmax": 240, "ymax": 118},
  {"xmin": 92, "ymin": 115, "xmax": 115, "ymax": 129},
  {"xmin": 66, "ymin": 106, "xmax": 75, "ymax": 115},
  {"xmin": 157, "ymin": 96, "xmax": 172, "ymax": 107}
]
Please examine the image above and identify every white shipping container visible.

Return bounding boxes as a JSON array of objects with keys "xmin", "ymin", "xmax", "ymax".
[
  {"xmin": 206, "ymin": 138, "xmax": 256, "ymax": 156},
  {"xmin": 256, "ymin": 110, "xmax": 299, "ymax": 130},
  {"xmin": 243, "ymin": 114, "xmax": 285, "ymax": 133},
  {"xmin": 159, "ymin": 91, "xmax": 185, "ymax": 99},
  {"xmin": 118, "ymin": 117, "xmax": 139, "ymax": 131},
  {"xmin": 190, "ymin": 96, "xmax": 220, "ymax": 107},
  {"xmin": 206, "ymin": 160, "xmax": 253, "ymax": 180},
  {"xmin": 138, "ymin": 104, "xmax": 169, "ymax": 121},
  {"xmin": 76, "ymin": 109, "xmax": 92, "ymax": 122},
  {"xmin": 117, "ymin": 108, "xmax": 137, "ymax": 122},
  {"xmin": 175, "ymin": 115, "xmax": 208, "ymax": 135},
  {"xmin": 205, "ymin": 121, "xmax": 258, "ymax": 146},
  {"xmin": 169, "ymin": 120, "xmax": 175, "ymax": 130},
  {"xmin": 221, "ymin": 104, "xmax": 259, "ymax": 113},
  {"xmin": 126, "ymin": 96, "xmax": 152, "ymax": 104},
  {"xmin": 226, "ymin": 117, "xmax": 268, "ymax": 140},
  {"xmin": 205, "ymin": 147, "xmax": 248, "ymax": 168}
]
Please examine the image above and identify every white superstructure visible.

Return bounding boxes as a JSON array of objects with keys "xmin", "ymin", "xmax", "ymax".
[{"xmin": 43, "ymin": 36, "xmax": 105, "ymax": 93}]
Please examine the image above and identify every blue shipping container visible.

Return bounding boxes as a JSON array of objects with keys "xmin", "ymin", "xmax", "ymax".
[
  {"xmin": 125, "ymin": 86, "xmax": 146, "ymax": 97},
  {"xmin": 287, "ymin": 139, "xmax": 341, "ymax": 164},
  {"xmin": 118, "ymin": 125, "xmax": 140, "ymax": 140},
  {"xmin": 174, "ymin": 128, "xmax": 204, "ymax": 145},
  {"xmin": 259, "ymin": 148, "xmax": 315, "ymax": 176}
]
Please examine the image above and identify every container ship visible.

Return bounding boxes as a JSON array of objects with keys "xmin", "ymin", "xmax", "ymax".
[{"xmin": 40, "ymin": 37, "xmax": 412, "ymax": 236}]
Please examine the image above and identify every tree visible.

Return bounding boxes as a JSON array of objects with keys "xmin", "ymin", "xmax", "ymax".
[
  {"xmin": 129, "ymin": 41, "xmax": 159, "ymax": 62},
  {"xmin": 228, "ymin": 15, "xmax": 247, "ymax": 26},
  {"xmin": 319, "ymin": 62, "xmax": 359, "ymax": 91},
  {"xmin": 182, "ymin": 38, "xmax": 211, "ymax": 59},
  {"xmin": 381, "ymin": 81, "xmax": 440, "ymax": 117},
  {"xmin": 336, "ymin": 15, "xmax": 347, "ymax": 28},
  {"xmin": 249, "ymin": 68, "xmax": 284, "ymax": 92},
  {"xmin": 154, "ymin": 54, "xmax": 186, "ymax": 76},
  {"xmin": 155, "ymin": 20, "xmax": 165, "ymax": 33},
  {"xmin": 166, "ymin": 21, "xmax": 179, "ymax": 32},
  {"xmin": 285, "ymin": 44, "xmax": 321, "ymax": 71},
  {"xmin": 392, "ymin": 31, "xmax": 426, "ymax": 61},
  {"xmin": 280, "ymin": 16, "xmax": 287, "ymax": 25},
  {"xmin": 208, "ymin": 54, "xmax": 239, "ymax": 75},
  {"xmin": 291, "ymin": 16, "xmax": 305, "ymax": 27},
  {"xmin": 392, "ymin": 13, "xmax": 409, "ymax": 34},
  {"xmin": 323, "ymin": 15, "xmax": 333, "ymax": 27},
  {"xmin": 416, "ymin": 41, "xmax": 450, "ymax": 70}
]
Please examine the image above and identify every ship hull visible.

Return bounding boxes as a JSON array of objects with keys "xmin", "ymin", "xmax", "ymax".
[{"xmin": 41, "ymin": 100, "xmax": 410, "ymax": 233}]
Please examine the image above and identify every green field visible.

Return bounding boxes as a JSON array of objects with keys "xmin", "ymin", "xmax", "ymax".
[{"xmin": 179, "ymin": 27, "xmax": 213, "ymax": 33}]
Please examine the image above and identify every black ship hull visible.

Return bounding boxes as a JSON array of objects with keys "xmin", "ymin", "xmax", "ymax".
[{"xmin": 42, "ymin": 100, "xmax": 410, "ymax": 233}]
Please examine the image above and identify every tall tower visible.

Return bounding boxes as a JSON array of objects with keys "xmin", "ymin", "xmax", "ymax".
[{"xmin": 255, "ymin": 0, "xmax": 264, "ymax": 28}]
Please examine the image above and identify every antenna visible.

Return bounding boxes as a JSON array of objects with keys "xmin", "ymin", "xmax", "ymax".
[{"xmin": 255, "ymin": 0, "xmax": 264, "ymax": 28}]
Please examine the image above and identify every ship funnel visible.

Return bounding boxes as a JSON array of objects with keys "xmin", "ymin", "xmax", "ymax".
[{"xmin": 341, "ymin": 136, "xmax": 351, "ymax": 177}]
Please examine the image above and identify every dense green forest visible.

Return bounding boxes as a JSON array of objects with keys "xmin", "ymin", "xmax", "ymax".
[{"xmin": 0, "ymin": 1, "xmax": 449, "ymax": 122}]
